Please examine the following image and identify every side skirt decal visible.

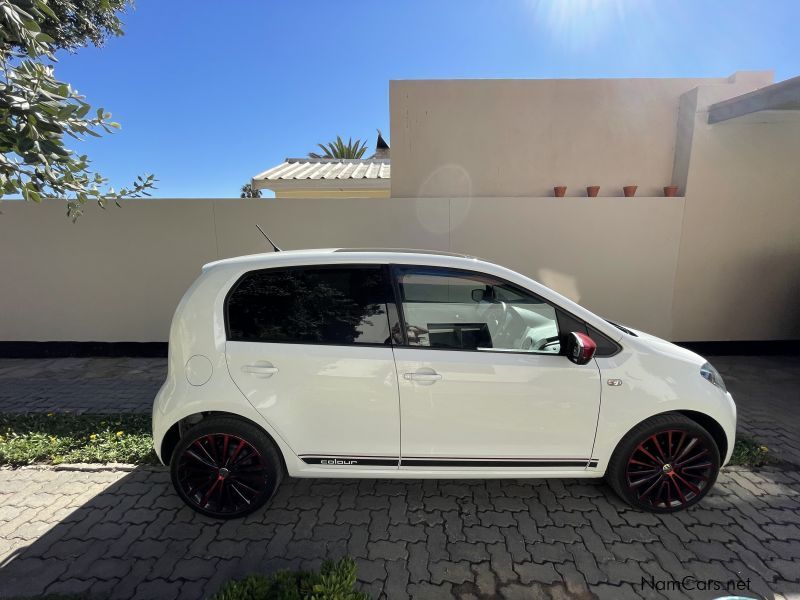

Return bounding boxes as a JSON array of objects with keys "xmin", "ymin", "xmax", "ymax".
[
  {"xmin": 401, "ymin": 458, "xmax": 593, "ymax": 468},
  {"xmin": 300, "ymin": 455, "xmax": 597, "ymax": 468},
  {"xmin": 300, "ymin": 455, "xmax": 398, "ymax": 466}
]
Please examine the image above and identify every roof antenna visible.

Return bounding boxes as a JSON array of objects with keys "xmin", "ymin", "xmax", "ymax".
[{"xmin": 256, "ymin": 224, "xmax": 281, "ymax": 252}]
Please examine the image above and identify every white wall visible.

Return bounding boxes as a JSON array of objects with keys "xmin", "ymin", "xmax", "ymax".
[{"xmin": 0, "ymin": 196, "xmax": 685, "ymax": 342}]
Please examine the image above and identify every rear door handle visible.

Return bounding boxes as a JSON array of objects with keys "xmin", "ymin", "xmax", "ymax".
[
  {"xmin": 403, "ymin": 370, "xmax": 442, "ymax": 384},
  {"xmin": 242, "ymin": 361, "xmax": 279, "ymax": 378}
]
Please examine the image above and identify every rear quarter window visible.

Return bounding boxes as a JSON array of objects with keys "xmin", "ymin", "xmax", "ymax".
[{"xmin": 226, "ymin": 265, "xmax": 392, "ymax": 345}]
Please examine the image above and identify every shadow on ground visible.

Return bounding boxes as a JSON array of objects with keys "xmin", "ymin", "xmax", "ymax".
[{"xmin": 1, "ymin": 465, "xmax": 798, "ymax": 600}]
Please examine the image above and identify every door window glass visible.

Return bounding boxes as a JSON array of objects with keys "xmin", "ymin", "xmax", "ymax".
[
  {"xmin": 227, "ymin": 266, "xmax": 392, "ymax": 345},
  {"xmin": 395, "ymin": 267, "xmax": 560, "ymax": 353}
]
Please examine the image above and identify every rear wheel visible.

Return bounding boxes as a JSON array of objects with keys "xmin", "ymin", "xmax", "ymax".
[
  {"xmin": 607, "ymin": 413, "xmax": 720, "ymax": 512},
  {"xmin": 170, "ymin": 417, "xmax": 283, "ymax": 519}
]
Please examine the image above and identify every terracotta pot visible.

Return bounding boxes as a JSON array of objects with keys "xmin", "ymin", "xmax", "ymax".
[
  {"xmin": 623, "ymin": 185, "xmax": 638, "ymax": 197},
  {"xmin": 663, "ymin": 185, "xmax": 679, "ymax": 197},
  {"xmin": 586, "ymin": 186, "xmax": 600, "ymax": 197},
  {"xmin": 554, "ymin": 186, "xmax": 567, "ymax": 198}
]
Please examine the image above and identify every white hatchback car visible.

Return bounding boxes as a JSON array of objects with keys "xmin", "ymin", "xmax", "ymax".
[{"xmin": 153, "ymin": 248, "xmax": 736, "ymax": 519}]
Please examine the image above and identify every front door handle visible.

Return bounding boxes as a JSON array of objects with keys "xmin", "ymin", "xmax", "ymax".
[
  {"xmin": 242, "ymin": 361, "xmax": 279, "ymax": 378},
  {"xmin": 403, "ymin": 370, "xmax": 442, "ymax": 384}
]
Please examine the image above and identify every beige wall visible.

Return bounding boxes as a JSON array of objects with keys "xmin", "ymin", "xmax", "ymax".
[
  {"xmin": 2, "ymin": 73, "xmax": 797, "ymax": 345},
  {"xmin": 671, "ymin": 96, "xmax": 800, "ymax": 341},
  {"xmin": 0, "ymin": 196, "xmax": 683, "ymax": 342},
  {"xmin": 390, "ymin": 74, "xmax": 773, "ymax": 199}
]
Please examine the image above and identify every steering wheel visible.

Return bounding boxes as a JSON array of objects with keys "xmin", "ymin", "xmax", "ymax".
[{"xmin": 478, "ymin": 301, "xmax": 526, "ymax": 348}]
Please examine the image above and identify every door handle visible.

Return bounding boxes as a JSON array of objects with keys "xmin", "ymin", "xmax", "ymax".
[
  {"xmin": 403, "ymin": 370, "xmax": 442, "ymax": 383},
  {"xmin": 242, "ymin": 362, "xmax": 279, "ymax": 377}
]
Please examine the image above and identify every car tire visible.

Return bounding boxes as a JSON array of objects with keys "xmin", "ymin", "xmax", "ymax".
[
  {"xmin": 606, "ymin": 413, "xmax": 720, "ymax": 513},
  {"xmin": 170, "ymin": 416, "xmax": 283, "ymax": 519}
]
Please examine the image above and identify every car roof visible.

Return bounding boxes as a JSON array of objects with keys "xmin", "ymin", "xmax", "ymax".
[{"xmin": 202, "ymin": 248, "xmax": 480, "ymax": 271}]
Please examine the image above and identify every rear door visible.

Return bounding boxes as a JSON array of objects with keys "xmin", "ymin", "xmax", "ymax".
[{"xmin": 225, "ymin": 264, "xmax": 401, "ymax": 467}]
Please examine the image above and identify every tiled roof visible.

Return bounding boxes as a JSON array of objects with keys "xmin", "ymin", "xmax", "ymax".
[{"xmin": 253, "ymin": 158, "xmax": 390, "ymax": 183}]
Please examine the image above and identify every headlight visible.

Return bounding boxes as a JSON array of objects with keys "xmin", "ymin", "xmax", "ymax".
[{"xmin": 700, "ymin": 362, "xmax": 726, "ymax": 393}]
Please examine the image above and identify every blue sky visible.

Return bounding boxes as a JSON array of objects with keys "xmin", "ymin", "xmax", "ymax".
[{"xmin": 55, "ymin": 0, "xmax": 800, "ymax": 198}]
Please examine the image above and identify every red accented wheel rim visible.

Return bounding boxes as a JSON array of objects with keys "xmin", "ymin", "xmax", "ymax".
[
  {"xmin": 177, "ymin": 434, "xmax": 268, "ymax": 516},
  {"xmin": 625, "ymin": 429, "xmax": 714, "ymax": 509}
]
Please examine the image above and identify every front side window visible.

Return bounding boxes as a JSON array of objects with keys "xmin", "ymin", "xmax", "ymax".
[
  {"xmin": 395, "ymin": 266, "xmax": 560, "ymax": 353},
  {"xmin": 227, "ymin": 266, "xmax": 392, "ymax": 345}
]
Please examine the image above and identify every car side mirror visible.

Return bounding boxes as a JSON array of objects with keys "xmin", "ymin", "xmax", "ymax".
[
  {"xmin": 565, "ymin": 332, "xmax": 597, "ymax": 365},
  {"xmin": 471, "ymin": 289, "xmax": 484, "ymax": 303}
]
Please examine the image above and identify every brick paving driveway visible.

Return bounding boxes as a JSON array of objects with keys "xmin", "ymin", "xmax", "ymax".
[{"xmin": 0, "ymin": 356, "xmax": 798, "ymax": 599}]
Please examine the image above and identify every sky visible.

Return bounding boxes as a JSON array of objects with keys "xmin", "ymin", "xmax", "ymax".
[{"xmin": 54, "ymin": 0, "xmax": 800, "ymax": 198}]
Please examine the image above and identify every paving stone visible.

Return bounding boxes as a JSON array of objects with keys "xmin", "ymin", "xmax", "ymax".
[
  {"xmin": 207, "ymin": 538, "xmax": 249, "ymax": 559},
  {"xmin": 767, "ymin": 558, "xmax": 800, "ymax": 581},
  {"xmin": 515, "ymin": 561, "xmax": 562, "ymax": 585},
  {"xmin": 487, "ymin": 542, "xmax": 516, "ymax": 584},
  {"xmin": 314, "ymin": 522, "xmax": 351, "ymax": 541},
  {"xmin": 348, "ymin": 524, "xmax": 369, "ymax": 558},
  {"xmin": 355, "ymin": 557, "xmax": 387, "ymax": 583},
  {"xmin": 384, "ymin": 558, "xmax": 411, "ymax": 599},
  {"xmin": 472, "ymin": 561, "xmax": 497, "ymax": 596},
  {"xmin": 592, "ymin": 582, "xmax": 644, "ymax": 600},
  {"xmin": 499, "ymin": 582, "xmax": 550, "ymax": 599},
  {"xmin": 464, "ymin": 524, "xmax": 504, "ymax": 544},
  {"xmin": 540, "ymin": 525, "xmax": 582, "ymax": 544},
  {"xmin": 446, "ymin": 540, "xmax": 485, "ymax": 563},
  {"xmin": 429, "ymin": 559, "xmax": 473, "ymax": 585},
  {"xmin": 479, "ymin": 509, "xmax": 517, "ymax": 528},
  {"xmin": 502, "ymin": 526, "xmax": 531, "ymax": 563},
  {"xmin": 132, "ymin": 578, "xmax": 183, "ymax": 600},
  {"xmin": 367, "ymin": 539, "xmax": 407, "ymax": 561},
  {"xmin": 569, "ymin": 546, "xmax": 606, "ymax": 586},
  {"xmin": 0, "ymin": 356, "xmax": 799, "ymax": 599},
  {"xmin": 406, "ymin": 581, "xmax": 453, "ymax": 599},
  {"xmin": 407, "ymin": 541, "xmax": 431, "ymax": 583}
]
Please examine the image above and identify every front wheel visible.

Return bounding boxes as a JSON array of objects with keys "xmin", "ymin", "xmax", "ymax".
[
  {"xmin": 170, "ymin": 417, "xmax": 283, "ymax": 519},
  {"xmin": 606, "ymin": 414, "xmax": 720, "ymax": 512}
]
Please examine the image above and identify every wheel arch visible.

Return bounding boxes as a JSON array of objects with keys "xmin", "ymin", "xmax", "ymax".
[
  {"xmin": 160, "ymin": 410, "xmax": 288, "ymax": 474},
  {"xmin": 674, "ymin": 409, "xmax": 729, "ymax": 461},
  {"xmin": 609, "ymin": 409, "xmax": 728, "ymax": 463}
]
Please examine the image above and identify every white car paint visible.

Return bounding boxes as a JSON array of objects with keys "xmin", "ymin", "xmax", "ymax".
[{"xmin": 152, "ymin": 249, "xmax": 736, "ymax": 480}]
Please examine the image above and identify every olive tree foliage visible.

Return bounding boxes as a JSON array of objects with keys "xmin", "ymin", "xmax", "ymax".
[
  {"xmin": 1, "ymin": 0, "xmax": 155, "ymax": 219},
  {"xmin": 16, "ymin": 0, "xmax": 129, "ymax": 51}
]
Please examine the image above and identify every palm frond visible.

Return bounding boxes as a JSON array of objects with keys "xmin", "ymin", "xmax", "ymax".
[{"xmin": 307, "ymin": 136, "xmax": 370, "ymax": 159}]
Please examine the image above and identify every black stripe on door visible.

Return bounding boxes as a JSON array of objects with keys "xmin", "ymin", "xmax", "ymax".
[
  {"xmin": 301, "ymin": 456, "xmax": 596, "ymax": 468},
  {"xmin": 400, "ymin": 458, "xmax": 593, "ymax": 468}
]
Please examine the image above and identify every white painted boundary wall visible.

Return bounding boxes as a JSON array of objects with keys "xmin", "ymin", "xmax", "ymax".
[{"xmin": 1, "ymin": 193, "xmax": 779, "ymax": 344}]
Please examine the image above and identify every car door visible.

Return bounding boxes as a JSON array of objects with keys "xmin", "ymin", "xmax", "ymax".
[
  {"xmin": 392, "ymin": 265, "xmax": 601, "ymax": 470},
  {"xmin": 225, "ymin": 264, "xmax": 400, "ymax": 466}
]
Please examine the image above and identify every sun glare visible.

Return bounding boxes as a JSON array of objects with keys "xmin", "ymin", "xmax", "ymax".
[{"xmin": 526, "ymin": 0, "xmax": 649, "ymax": 51}]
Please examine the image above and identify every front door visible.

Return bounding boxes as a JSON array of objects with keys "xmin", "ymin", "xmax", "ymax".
[
  {"xmin": 225, "ymin": 264, "xmax": 400, "ymax": 466},
  {"xmin": 392, "ymin": 265, "xmax": 601, "ymax": 469}
]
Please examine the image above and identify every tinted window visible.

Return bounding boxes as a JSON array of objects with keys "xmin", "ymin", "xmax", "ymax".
[
  {"xmin": 557, "ymin": 309, "xmax": 621, "ymax": 357},
  {"xmin": 227, "ymin": 266, "xmax": 392, "ymax": 345},
  {"xmin": 395, "ymin": 267, "xmax": 560, "ymax": 353},
  {"xmin": 587, "ymin": 325, "xmax": 621, "ymax": 356}
]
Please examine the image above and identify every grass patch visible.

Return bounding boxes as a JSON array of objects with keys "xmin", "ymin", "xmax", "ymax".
[
  {"xmin": 729, "ymin": 435, "xmax": 776, "ymax": 468},
  {"xmin": 0, "ymin": 413, "xmax": 158, "ymax": 467},
  {"xmin": 211, "ymin": 557, "xmax": 369, "ymax": 600}
]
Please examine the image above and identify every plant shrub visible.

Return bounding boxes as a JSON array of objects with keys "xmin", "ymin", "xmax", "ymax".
[
  {"xmin": 728, "ymin": 435, "xmax": 775, "ymax": 468},
  {"xmin": 211, "ymin": 557, "xmax": 369, "ymax": 600},
  {"xmin": 0, "ymin": 413, "xmax": 157, "ymax": 467}
]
